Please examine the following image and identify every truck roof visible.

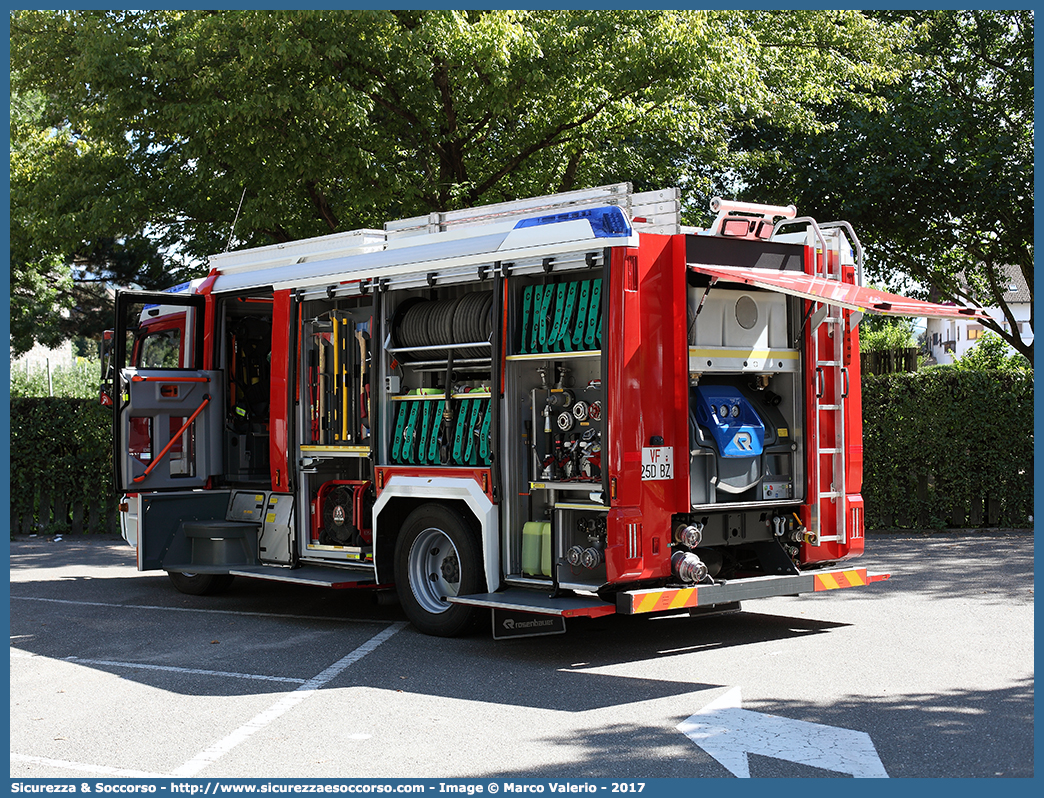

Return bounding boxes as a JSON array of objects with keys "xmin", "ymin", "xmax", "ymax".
[{"xmin": 205, "ymin": 184, "xmax": 680, "ymax": 296}]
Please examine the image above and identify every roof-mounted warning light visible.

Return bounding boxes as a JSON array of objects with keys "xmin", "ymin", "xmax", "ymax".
[
  {"xmin": 706, "ymin": 197, "xmax": 797, "ymax": 240},
  {"xmin": 513, "ymin": 205, "xmax": 632, "ymax": 239}
]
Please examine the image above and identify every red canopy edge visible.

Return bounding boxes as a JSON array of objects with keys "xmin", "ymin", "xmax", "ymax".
[{"xmin": 687, "ymin": 263, "xmax": 989, "ymax": 320}]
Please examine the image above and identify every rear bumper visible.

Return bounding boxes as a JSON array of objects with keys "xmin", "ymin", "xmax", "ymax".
[
  {"xmin": 450, "ymin": 567, "xmax": 890, "ymax": 619},
  {"xmin": 617, "ymin": 567, "xmax": 890, "ymax": 615}
]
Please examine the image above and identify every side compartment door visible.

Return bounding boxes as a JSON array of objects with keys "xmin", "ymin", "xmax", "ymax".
[{"xmin": 113, "ymin": 289, "xmax": 224, "ymax": 492}]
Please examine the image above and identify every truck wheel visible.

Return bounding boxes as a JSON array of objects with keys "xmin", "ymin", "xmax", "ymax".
[
  {"xmin": 394, "ymin": 504, "xmax": 485, "ymax": 637},
  {"xmin": 167, "ymin": 571, "xmax": 235, "ymax": 596}
]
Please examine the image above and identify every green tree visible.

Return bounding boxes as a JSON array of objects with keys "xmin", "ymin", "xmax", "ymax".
[
  {"xmin": 11, "ymin": 9, "xmax": 910, "ymax": 353},
  {"xmin": 954, "ymin": 331, "xmax": 1031, "ymax": 373},
  {"xmin": 11, "ymin": 86, "xmax": 179, "ymax": 353},
  {"xmin": 730, "ymin": 10, "xmax": 1033, "ymax": 360},
  {"xmin": 859, "ymin": 315, "xmax": 916, "ymax": 354}
]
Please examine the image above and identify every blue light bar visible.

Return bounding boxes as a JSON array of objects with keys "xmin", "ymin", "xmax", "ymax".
[
  {"xmin": 143, "ymin": 281, "xmax": 195, "ymax": 311},
  {"xmin": 513, "ymin": 206, "xmax": 632, "ymax": 238}
]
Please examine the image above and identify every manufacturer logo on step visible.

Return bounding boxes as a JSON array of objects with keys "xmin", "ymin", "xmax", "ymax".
[{"xmin": 503, "ymin": 618, "xmax": 555, "ymax": 630}]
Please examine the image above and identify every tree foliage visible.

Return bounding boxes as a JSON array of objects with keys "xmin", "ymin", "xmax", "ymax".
[
  {"xmin": 730, "ymin": 10, "xmax": 1033, "ymax": 360},
  {"xmin": 11, "ymin": 9, "xmax": 912, "ymax": 353},
  {"xmin": 8, "ymin": 9, "xmax": 910, "ymax": 353},
  {"xmin": 954, "ymin": 331, "xmax": 1031, "ymax": 373},
  {"xmin": 859, "ymin": 315, "xmax": 916, "ymax": 354}
]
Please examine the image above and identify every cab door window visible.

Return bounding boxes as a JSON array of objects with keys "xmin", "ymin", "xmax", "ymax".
[{"xmin": 138, "ymin": 327, "xmax": 183, "ymax": 368}]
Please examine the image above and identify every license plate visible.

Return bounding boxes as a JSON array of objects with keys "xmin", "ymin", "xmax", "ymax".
[{"xmin": 641, "ymin": 446, "xmax": 673, "ymax": 480}]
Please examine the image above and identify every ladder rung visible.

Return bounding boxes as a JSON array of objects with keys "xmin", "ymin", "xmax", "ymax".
[
  {"xmin": 817, "ymin": 360, "xmax": 842, "ymax": 366},
  {"xmin": 820, "ymin": 448, "xmax": 841, "ymax": 454},
  {"xmin": 819, "ymin": 491, "xmax": 841, "ymax": 499},
  {"xmin": 818, "ymin": 404, "xmax": 841, "ymax": 411}
]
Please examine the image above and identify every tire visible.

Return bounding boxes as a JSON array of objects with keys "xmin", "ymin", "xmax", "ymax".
[
  {"xmin": 167, "ymin": 571, "xmax": 235, "ymax": 596},
  {"xmin": 393, "ymin": 504, "xmax": 486, "ymax": 637}
]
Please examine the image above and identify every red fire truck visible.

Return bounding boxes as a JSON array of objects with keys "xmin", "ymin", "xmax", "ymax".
[{"xmin": 110, "ymin": 184, "xmax": 982, "ymax": 637}]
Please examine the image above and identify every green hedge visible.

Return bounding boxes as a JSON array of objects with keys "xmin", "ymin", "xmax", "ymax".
[
  {"xmin": 11, "ymin": 398, "xmax": 116, "ymax": 534},
  {"xmin": 861, "ymin": 369, "xmax": 1034, "ymax": 529},
  {"xmin": 10, "ymin": 372, "xmax": 1034, "ymax": 535}
]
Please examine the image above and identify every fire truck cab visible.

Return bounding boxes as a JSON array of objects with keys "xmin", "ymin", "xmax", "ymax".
[{"xmin": 110, "ymin": 184, "xmax": 980, "ymax": 636}]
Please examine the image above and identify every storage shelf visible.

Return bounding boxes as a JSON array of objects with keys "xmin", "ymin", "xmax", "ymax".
[
  {"xmin": 300, "ymin": 445, "xmax": 370, "ymax": 458},
  {"xmin": 557, "ymin": 580, "xmax": 604, "ymax": 592},
  {"xmin": 507, "ymin": 349, "xmax": 600, "ymax": 362},
  {"xmin": 688, "ymin": 346, "xmax": 799, "ymax": 373},
  {"xmin": 390, "ymin": 392, "xmax": 491, "ymax": 402},
  {"xmin": 302, "ymin": 544, "xmax": 373, "ymax": 563},
  {"xmin": 408, "ymin": 359, "xmax": 492, "ymax": 370},
  {"xmin": 388, "ymin": 341, "xmax": 491, "ymax": 355},
  {"xmin": 553, "ymin": 501, "xmax": 608, "ymax": 512},
  {"xmin": 503, "ymin": 575, "xmax": 553, "ymax": 588},
  {"xmin": 529, "ymin": 481, "xmax": 603, "ymax": 493}
]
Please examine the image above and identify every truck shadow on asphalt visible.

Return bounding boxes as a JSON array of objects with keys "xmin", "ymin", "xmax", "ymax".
[
  {"xmin": 12, "ymin": 565, "xmax": 851, "ymax": 710},
  {"xmin": 9, "ymin": 534, "xmax": 1032, "ymax": 777},
  {"xmin": 12, "ymin": 532, "xmax": 1032, "ymax": 713}
]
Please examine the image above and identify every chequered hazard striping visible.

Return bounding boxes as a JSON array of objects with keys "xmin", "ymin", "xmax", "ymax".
[
  {"xmin": 813, "ymin": 568, "xmax": 868, "ymax": 591},
  {"xmin": 630, "ymin": 587, "xmax": 700, "ymax": 615}
]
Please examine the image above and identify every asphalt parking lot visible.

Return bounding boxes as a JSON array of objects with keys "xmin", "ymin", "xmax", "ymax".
[{"xmin": 9, "ymin": 530, "xmax": 1034, "ymax": 779}]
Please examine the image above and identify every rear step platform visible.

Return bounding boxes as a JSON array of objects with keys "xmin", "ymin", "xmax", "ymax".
[
  {"xmin": 449, "ymin": 588, "xmax": 615, "ymax": 618},
  {"xmin": 227, "ymin": 565, "xmax": 376, "ymax": 589}
]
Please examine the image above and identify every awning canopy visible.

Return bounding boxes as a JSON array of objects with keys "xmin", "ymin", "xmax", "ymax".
[{"xmin": 687, "ymin": 263, "xmax": 988, "ymax": 320}]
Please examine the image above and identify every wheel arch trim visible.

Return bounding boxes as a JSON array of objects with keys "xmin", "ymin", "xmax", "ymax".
[{"xmin": 372, "ymin": 476, "xmax": 500, "ymax": 593}]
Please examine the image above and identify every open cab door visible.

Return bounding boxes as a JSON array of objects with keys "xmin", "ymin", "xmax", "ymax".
[{"xmin": 113, "ymin": 289, "xmax": 223, "ymax": 492}]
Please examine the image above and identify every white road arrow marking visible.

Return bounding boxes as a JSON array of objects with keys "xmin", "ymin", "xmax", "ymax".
[{"xmin": 678, "ymin": 687, "xmax": 889, "ymax": 778}]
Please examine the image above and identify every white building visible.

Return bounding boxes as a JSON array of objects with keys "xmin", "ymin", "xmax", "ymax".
[{"xmin": 924, "ymin": 265, "xmax": 1032, "ymax": 365}]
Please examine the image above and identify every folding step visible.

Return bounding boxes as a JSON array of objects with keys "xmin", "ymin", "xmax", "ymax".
[
  {"xmin": 227, "ymin": 564, "xmax": 376, "ymax": 589},
  {"xmin": 449, "ymin": 588, "xmax": 615, "ymax": 618}
]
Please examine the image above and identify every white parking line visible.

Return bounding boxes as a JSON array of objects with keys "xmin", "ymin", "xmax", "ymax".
[
  {"xmin": 10, "ymin": 752, "xmax": 165, "ymax": 778},
  {"xmin": 62, "ymin": 655, "xmax": 308, "ymax": 684},
  {"xmin": 11, "ymin": 595, "xmax": 390, "ymax": 624},
  {"xmin": 172, "ymin": 622, "xmax": 407, "ymax": 777}
]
